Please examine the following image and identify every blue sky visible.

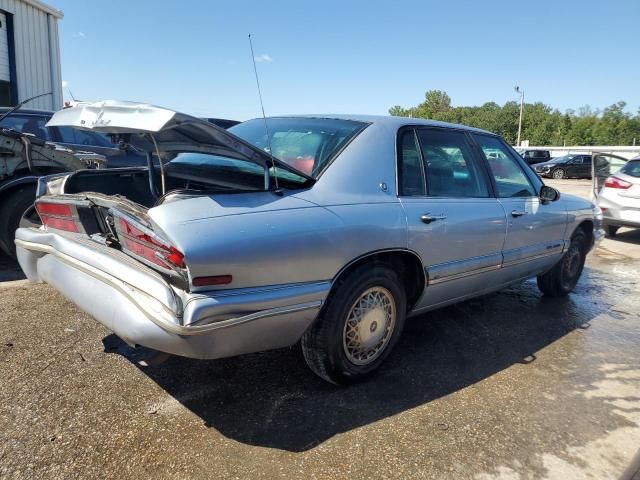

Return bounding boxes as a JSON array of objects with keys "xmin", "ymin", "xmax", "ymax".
[{"xmin": 53, "ymin": 0, "xmax": 639, "ymax": 121}]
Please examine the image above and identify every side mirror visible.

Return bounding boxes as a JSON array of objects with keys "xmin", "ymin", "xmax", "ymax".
[{"xmin": 540, "ymin": 185, "xmax": 560, "ymax": 203}]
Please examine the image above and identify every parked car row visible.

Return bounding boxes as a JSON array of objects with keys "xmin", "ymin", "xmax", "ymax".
[
  {"xmin": 14, "ymin": 100, "xmax": 603, "ymax": 384},
  {"xmin": 533, "ymin": 154, "xmax": 594, "ymax": 179}
]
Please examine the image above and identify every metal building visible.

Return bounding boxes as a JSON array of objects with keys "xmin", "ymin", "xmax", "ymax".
[{"xmin": 0, "ymin": 0, "xmax": 62, "ymax": 111}]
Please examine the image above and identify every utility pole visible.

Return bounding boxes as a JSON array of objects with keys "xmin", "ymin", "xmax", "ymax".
[{"xmin": 514, "ymin": 86, "xmax": 524, "ymax": 147}]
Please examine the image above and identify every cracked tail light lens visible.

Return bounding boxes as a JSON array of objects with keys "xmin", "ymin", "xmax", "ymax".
[
  {"xmin": 35, "ymin": 201, "xmax": 80, "ymax": 233},
  {"xmin": 604, "ymin": 176, "xmax": 632, "ymax": 189},
  {"xmin": 117, "ymin": 217, "xmax": 184, "ymax": 269}
]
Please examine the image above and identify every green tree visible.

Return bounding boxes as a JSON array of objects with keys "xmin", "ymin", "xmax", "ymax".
[{"xmin": 389, "ymin": 90, "xmax": 640, "ymax": 146}]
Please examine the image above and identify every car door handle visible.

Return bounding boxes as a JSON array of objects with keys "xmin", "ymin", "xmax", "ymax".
[
  {"xmin": 421, "ymin": 214, "xmax": 447, "ymax": 224},
  {"xmin": 511, "ymin": 210, "xmax": 528, "ymax": 217}
]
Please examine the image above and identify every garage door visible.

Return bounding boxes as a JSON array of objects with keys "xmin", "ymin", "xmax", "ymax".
[{"xmin": 0, "ymin": 12, "xmax": 10, "ymax": 82}]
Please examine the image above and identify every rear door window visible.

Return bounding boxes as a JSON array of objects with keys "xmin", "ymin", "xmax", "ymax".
[
  {"xmin": 416, "ymin": 128, "xmax": 490, "ymax": 198},
  {"xmin": 620, "ymin": 160, "xmax": 640, "ymax": 178},
  {"xmin": 398, "ymin": 129, "xmax": 426, "ymax": 196}
]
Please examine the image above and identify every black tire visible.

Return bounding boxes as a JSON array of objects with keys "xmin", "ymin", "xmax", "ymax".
[
  {"xmin": 0, "ymin": 185, "xmax": 37, "ymax": 259},
  {"xmin": 552, "ymin": 168, "xmax": 565, "ymax": 179},
  {"xmin": 537, "ymin": 229, "xmax": 587, "ymax": 297},
  {"xmin": 301, "ymin": 263, "xmax": 406, "ymax": 385},
  {"xmin": 605, "ymin": 225, "xmax": 619, "ymax": 238}
]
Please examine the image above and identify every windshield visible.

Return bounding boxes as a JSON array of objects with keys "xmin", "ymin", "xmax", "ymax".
[{"xmin": 229, "ymin": 117, "xmax": 367, "ymax": 178}]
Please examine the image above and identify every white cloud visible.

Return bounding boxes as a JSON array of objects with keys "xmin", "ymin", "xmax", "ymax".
[
  {"xmin": 254, "ymin": 54, "xmax": 273, "ymax": 63},
  {"xmin": 72, "ymin": 31, "xmax": 86, "ymax": 38},
  {"xmin": 61, "ymin": 80, "xmax": 68, "ymax": 88}
]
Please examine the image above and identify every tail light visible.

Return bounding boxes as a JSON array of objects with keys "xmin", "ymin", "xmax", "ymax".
[
  {"xmin": 115, "ymin": 216, "xmax": 184, "ymax": 270},
  {"xmin": 604, "ymin": 176, "xmax": 632, "ymax": 189},
  {"xmin": 35, "ymin": 201, "xmax": 81, "ymax": 233}
]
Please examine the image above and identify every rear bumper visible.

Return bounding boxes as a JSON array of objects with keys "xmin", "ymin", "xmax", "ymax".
[
  {"xmin": 15, "ymin": 228, "xmax": 328, "ymax": 359},
  {"xmin": 598, "ymin": 195, "xmax": 640, "ymax": 230}
]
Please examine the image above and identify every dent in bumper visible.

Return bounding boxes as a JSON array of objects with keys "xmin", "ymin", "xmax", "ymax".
[{"xmin": 15, "ymin": 229, "xmax": 328, "ymax": 359}]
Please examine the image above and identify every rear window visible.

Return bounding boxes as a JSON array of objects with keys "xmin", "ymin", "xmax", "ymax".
[
  {"xmin": 56, "ymin": 126, "xmax": 114, "ymax": 147},
  {"xmin": 229, "ymin": 117, "xmax": 366, "ymax": 178},
  {"xmin": 620, "ymin": 160, "xmax": 640, "ymax": 178},
  {"xmin": 0, "ymin": 114, "xmax": 51, "ymax": 140},
  {"xmin": 167, "ymin": 152, "xmax": 310, "ymax": 190}
]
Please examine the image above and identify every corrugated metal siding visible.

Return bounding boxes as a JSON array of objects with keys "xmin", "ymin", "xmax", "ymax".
[
  {"xmin": 0, "ymin": 11, "xmax": 10, "ymax": 81},
  {"xmin": 0, "ymin": 0, "xmax": 62, "ymax": 110}
]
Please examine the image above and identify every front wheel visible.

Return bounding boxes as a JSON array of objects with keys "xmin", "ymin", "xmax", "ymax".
[
  {"xmin": 552, "ymin": 168, "xmax": 565, "ymax": 179},
  {"xmin": 301, "ymin": 264, "xmax": 406, "ymax": 385},
  {"xmin": 537, "ymin": 229, "xmax": 587, "ymax": 297}
]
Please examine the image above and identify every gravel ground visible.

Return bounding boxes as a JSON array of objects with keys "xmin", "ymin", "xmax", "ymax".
[{"xmin": 1, "ymin": 179, "xmax": 639, "ymax": 479}]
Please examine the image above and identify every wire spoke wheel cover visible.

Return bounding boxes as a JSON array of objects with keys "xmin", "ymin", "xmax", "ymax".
[{"xmin": 342, "ymin": 286, "xmax": 396, "ymax": 366}]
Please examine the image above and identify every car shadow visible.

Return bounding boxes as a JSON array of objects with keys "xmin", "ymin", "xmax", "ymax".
[
  {"xmin": 103, "ymin": 268, "xmax": 620, "ymax": 452},
  {"xmin": 0, "ymin": 253, "xmax": 26, "ymax": 282},
  {"xmin": 610, "ymin": 228, "xmax": 640, "ymax": 245}
]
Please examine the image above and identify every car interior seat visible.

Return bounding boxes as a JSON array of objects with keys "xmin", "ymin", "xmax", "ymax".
[{"xmin": 22, "ymin": 117, "xmax": 48, "ymax": 140}]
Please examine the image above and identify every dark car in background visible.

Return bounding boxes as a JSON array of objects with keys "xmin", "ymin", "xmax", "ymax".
[
  {"xmin": 521, "ymin": 149, "xmax": 552, "ymax": 165},
  {"xmin": 533, "ymin": 154, "xmax": 593, "ymax": 179},
  {"xmin": 0, "ymin": 107, "xmax": 239, "ymax": 259},
  {"xmin": 0, "ymin": 108, "xmax": 147, "ymax": 167},
  {"xmin": 0, "ymin": 109, "xmax": 240, "ymax": 167}
]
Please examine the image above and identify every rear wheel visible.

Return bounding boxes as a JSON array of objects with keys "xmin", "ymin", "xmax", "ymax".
[
  {"xmin": 301, "ymin": 264, "xmax": 406, "ymax": 385},
  {"xmin": 605, "ymin": 225, "xmax": 619, "ymax": 238},
  {"xmin": 0, "ymin": 186, "xmax": 37, "ymax": 258},
  {"xmin": 537, "ymin": 229, "xmax": 587, "ymax": 297},
  {"xmin": 552, "ymin": 168, "xmax": 565, "ymax": 179}
]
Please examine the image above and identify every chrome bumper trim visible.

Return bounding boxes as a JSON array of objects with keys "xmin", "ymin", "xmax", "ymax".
[{"xmin": 15, "ymin": 237, "xmax": 322, "ymax": 336}]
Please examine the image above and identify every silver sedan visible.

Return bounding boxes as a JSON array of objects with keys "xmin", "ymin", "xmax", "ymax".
[{"xmin": 15, "ymin": 101, "xmax": 603, "ymax": 384}]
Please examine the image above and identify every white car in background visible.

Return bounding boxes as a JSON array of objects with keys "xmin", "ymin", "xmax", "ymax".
[{"xmin": 596, "ymin": 157, "xmax": 640, "ymax": 237}]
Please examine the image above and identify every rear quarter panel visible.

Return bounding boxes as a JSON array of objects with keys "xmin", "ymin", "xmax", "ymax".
[{"xmin": 150, "ymin": 193, "xmax": 408, "ymax": 290}]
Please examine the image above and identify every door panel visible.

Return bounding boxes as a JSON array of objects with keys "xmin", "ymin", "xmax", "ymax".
[
  {"xmin": 472, "ymin": 134, "xmax": 567, "ymax": 280},
  {"xmin": 498, "ymin": 197, "xmax": 567, "ymax": 267},
  {"xmin": 402, "ymin": 197, "xmax": 507, "ymax": 308},
  {"xmin": 397, "ymin": 128, "xmax": 507, "ymax": 310}
]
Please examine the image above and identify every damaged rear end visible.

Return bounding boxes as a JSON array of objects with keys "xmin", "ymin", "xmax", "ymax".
[{"xmin": 15, "ymin": 101, "xmax": 326, "ymax": 359}]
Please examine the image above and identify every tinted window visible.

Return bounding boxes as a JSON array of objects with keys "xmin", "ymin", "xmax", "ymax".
[
  {"xmin": 620, "ymin": 160, "xmax": 640, "ymax": 178},
  {"xmin": 474, "ymin": 135, "xmax": 536, "ymax": 198},
  {"xmin": 168, "ymin": 152, "xmax": 308, "ymax": 189},
  {"xmin": 0, "ymin": 114, "xmax": 51, "ymax": 140},
  {"xmin": 230, "ymin": 117, "xmax": 366, "ymax": 178},
  {"xmin": 56, "ymin": 126, "xmax": 114, "ymax": 147},
  {"xmin": 398, "ymin": 129, "xmax": 426, "ymax": 196},
  {"xmin": 416, "ymin": 129, "xmax": 489, "ymax": 197}
]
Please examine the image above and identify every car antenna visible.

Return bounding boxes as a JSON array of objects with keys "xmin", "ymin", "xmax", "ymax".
[
  {"xmin": 0, "ymin": 92, "xmax": 52, "ymax": 124},
  {"xmin": 67, "ymin": 87, "xmax": 77, "ymax": 102},
  {"xmin": 248, "ymin": 33, "xmax": 281, "ymax": 195}
]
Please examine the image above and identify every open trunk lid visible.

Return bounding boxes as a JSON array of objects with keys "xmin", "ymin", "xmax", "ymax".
[{"xmin": 45, "ymin": 100, "xmax": 310, "ymax": 180}]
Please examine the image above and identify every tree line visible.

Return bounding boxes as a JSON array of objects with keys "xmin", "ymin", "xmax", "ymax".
[{"xmin": 389, "ymin": 90, "xmax": 640, "ymax": 146}]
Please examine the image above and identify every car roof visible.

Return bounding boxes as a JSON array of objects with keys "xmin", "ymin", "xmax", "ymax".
[{"xmin": 261, "ymin": 114, "xmax": 496, "ymax": 136}]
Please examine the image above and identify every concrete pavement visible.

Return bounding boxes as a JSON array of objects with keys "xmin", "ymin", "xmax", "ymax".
[{"xmin": 1, "ymin": 179, "xmax": 639, "ymax": 479}]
